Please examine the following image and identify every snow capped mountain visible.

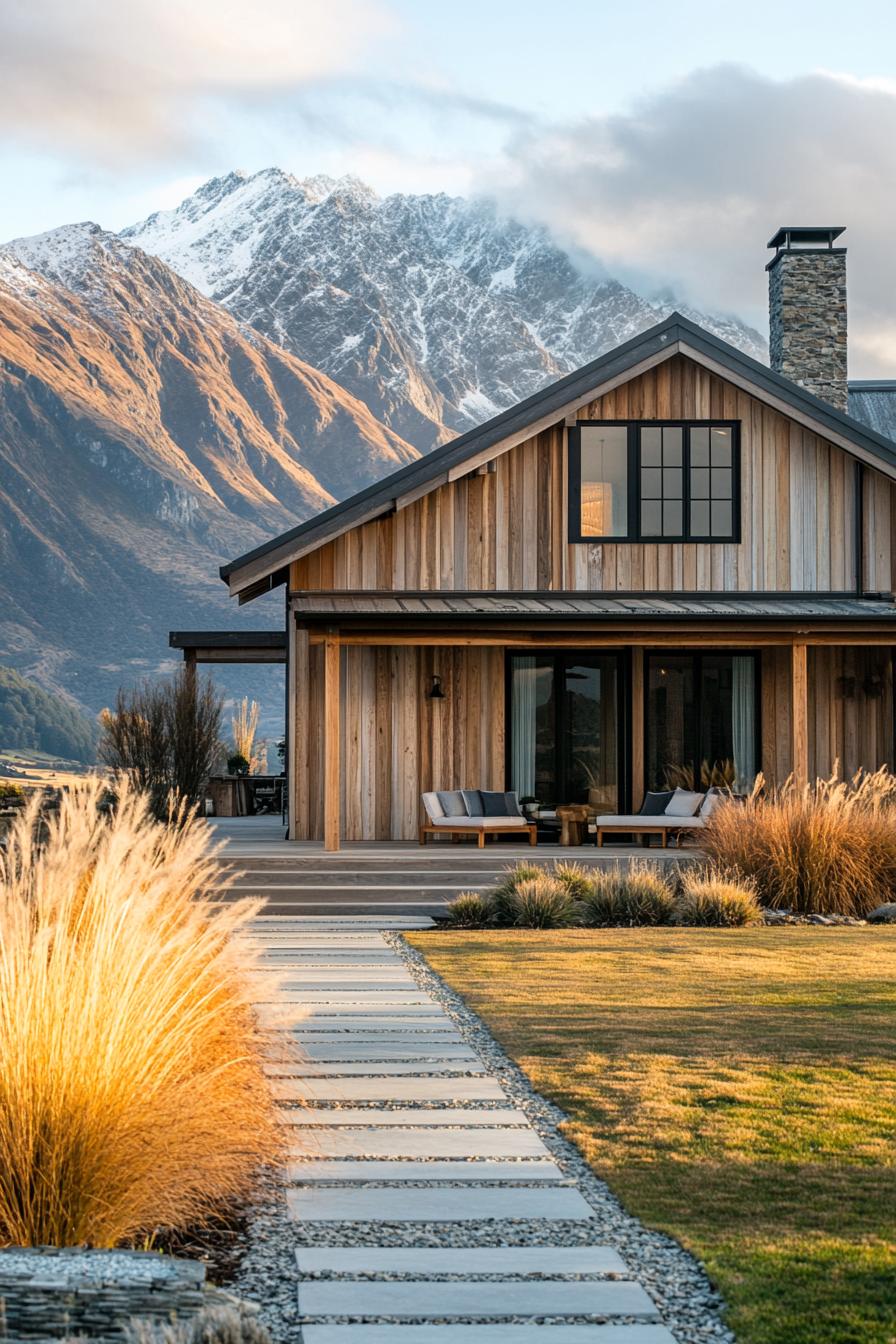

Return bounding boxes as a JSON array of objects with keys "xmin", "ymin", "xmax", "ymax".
[
  {"xmin": 124, "ymin": 169, "xmax": 768, "ymax": 450},
  {"xmin": 0, "ymin": 223, "xmax": 416, "ymax": 715}
]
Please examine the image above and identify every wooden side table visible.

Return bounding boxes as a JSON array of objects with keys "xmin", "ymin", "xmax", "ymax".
[{"xmin": 556, "ymin": 804, "xmax": 590, "ymax": 846}]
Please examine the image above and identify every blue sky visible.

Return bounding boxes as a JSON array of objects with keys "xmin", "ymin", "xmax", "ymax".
[{"xmin": 2, "ymin": 0, "xmax": 896, "ymax": 369}]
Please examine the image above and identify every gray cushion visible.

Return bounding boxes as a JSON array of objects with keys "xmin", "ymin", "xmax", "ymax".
[
  {"xmin": 640, "ymin": 790, "xmax": 674, "ymax": 816},
  {"xmin": 664, "ymin": 788, "xmax": 705, "ymax": 817},
  {"xmin": 504, "ymin": 791, "xmax": 523, "ymax": 817},
  {"xmin": 480, "ymin": 790, "xmax": 510, "ymax": 817},
  {"xmin": 431, "ymin": 815, "xmax": 528, "ymax": 828},
  {"xmin": 437, "ymin": 790, "xmax": 467, "ymax": 818},
  {"xmin": 699, "ymin": 788, "xmax": 725, "ymax": 818},
  {"xmin": 421, "ymin": 791, "xmax": 443, "ymax": 822},
  {"xmin": 461, "ymin": 789, "xmax": 484, "ymax": 816}
]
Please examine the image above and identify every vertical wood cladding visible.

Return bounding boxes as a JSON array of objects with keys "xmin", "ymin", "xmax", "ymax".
[{"xmin": 291, "ymin": 355, "xmax": 895, "ymax": 596}]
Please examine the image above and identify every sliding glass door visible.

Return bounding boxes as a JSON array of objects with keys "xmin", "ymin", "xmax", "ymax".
[
  {"xmin": 508, "ymin": 654, "xmax": 623, "ymax": 810},
  {"xmin": 646, "ymin": 652, "xmax": 759, "ymax": 792}
]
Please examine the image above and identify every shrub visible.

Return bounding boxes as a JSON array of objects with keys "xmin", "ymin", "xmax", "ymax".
[
  {"xmin": 702, "ymin": 767, "xmax": 896, "ymax": 917},
  {"xmin": 579, "ymin": 861, "xmax": 676, "ymax": 927},
  {"xmin": 100, "ymin": 668, "xmax": 223, "ymax": 819},
  {"xmin": 508, "ymin": 875, "xmax": 579, "ymax": 928},
  {"xmin": 674, "ymin": 867, "xmax": 763, "ymax": 926},
  {"xmin": 445, "ymin": 891, "xmax": 492, "ymax": 927},
  {"xmin": 227, "ymin": 753, "xmax": 250, "ymax": 778},
  {"xmin": 123, "ymin": 1302, "xmax": 272, "ymax": 1344},
  {"xmin": 490, "ymin": 861, "xmax": 543, "ymax": 924},
  {"xmin": 552, "ymin": 860, "xmax": 595, "ymax": 901},
  {"xmin": 0, "ymin": 777, "xmax": 279, "ymax": 1248},
  {"xmin": 0, "ymin": 782, "xmax": 24, "ymax": 801}
]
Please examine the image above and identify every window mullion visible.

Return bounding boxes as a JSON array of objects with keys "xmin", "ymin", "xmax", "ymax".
[
  {"xmin": 683, "ymin": 426, "xmax": 691, "ymax": 541},
  {"xmin": 630, "ymin": 424, "xmax": 640, "ymax": 542}
]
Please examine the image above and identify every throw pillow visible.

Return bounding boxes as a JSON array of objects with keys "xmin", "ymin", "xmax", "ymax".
[
  {"xmin": 460, "ymin": 788, "xmax": 484, "ymax": 817},
  {"xmin": 436, "ymin": 790, "xmax": 467, "ymax": 818},
  {"xmin": 699, "ymin": 788, "xmax": 724, "ymax": 818},
  {"xmin": 504, "ymin": 791, "xmax": 523, "ymax": 817},
  {"xmin": 639, "ymin": 790, "xmax": 674, "ymax": 816},
  {"xmin": 664, "ymin": 788, "xmax": 705, "ymax": 817},
  {"xmin": 480, "ymin": 790, "xmax": 510, "ymax": 817}
]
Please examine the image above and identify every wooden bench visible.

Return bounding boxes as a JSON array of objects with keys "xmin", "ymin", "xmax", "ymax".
[{"xmin": 419, "ymin": 821, "xmax": 538, "ymax": 848}]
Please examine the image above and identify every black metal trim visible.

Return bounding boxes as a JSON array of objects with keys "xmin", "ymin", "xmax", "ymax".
[
  {"xmin": 168, "ymin": 630, "xmax": 286, "ymax": 649},
  {"xmin": 568, "ymin": 420, "xmax": 741, "ymax": 545}
]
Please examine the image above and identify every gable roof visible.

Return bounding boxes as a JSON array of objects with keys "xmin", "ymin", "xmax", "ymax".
[{"xmin": 221, "ymin": 311, "xmax": 896, "ymax": 600}]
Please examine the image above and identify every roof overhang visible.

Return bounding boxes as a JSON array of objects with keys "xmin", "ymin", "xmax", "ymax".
[{"xmin": 168, "ymin": 631, "xmax": 286, "ymax": 663}]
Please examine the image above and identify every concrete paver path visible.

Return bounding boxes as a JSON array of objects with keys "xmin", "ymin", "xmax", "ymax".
[{"xmin": 251, "ymin": 915, "xmax": 677, "ymax": 1344}]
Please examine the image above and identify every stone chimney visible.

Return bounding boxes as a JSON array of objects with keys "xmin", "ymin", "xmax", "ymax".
[{"xmin": 767, "ymin": 226, "xmax": 848, "ymax": 411}]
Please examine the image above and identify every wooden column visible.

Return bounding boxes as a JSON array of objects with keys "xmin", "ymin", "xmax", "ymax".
[
  {"xmin": 630, "ymin": 648, "xmax": 645, "ymax": 811},
  {"xmin": 791, "ymin": 642, "xmax": 809, "ymax": 787},
  {"xmin": 289, "ymin": 618, "xmax": 311, "ymax": 841},
  {"xmin": 323, "ymin": 630, "xmax": 341, "ymax": 851}
]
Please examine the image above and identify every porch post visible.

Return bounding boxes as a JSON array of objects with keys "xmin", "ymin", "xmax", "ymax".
[
  {"xmin": 323, "ymin": 629, "xmax": 341, "ymax": 851},
  {"xmin": 791, "ymin": 642, "xmax": 809, "ymax": 787},
  {"xmin": 630, "ymin": 648, "xmax": 645, "ymax": 811}
]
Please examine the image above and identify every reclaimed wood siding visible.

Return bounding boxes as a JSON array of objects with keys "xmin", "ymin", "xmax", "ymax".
[
  {"xmin": 291, "ymin": 355, "xmax": 894, "ymax": 595},
  {"xmin": 297, "ymin": 645, "xmax": 505, "ymax": 841}
]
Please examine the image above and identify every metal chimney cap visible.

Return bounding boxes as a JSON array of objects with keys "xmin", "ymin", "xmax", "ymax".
[{"xmin": 767, "ymin": 226, "xmax": 846, "ymax": 251}]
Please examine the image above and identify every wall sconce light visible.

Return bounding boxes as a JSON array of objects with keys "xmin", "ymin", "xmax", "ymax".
[
  {"xmin": 836, "ymin": 675, "xmax": 857, "ymax": 699},
  {"xmin": 427, "ymin": 674, "xmax": 446, "ymax": 701},
  {"xmin": 863, "ymin": 673, "xmax": 884, "ymax": 699}
]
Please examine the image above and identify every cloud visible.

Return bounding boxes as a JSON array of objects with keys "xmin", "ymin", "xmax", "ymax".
[
  {"xmin": 0, "ymin": 0, "xmax": 393, "ymax": 160},
  {"xmin": 484, "ymin": 65, "xmax": 896, "ymax": 375}
]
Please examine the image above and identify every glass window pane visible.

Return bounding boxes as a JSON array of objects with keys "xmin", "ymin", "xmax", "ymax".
[
  {"xmin": 579, "ymin": 426, "xmax": 628, "ymax": 537},
  {"xmin": 641, "ymin": 467, "xmax": 662, "ymax": 498},
  {"xmin": 711, "ymin": 467, "xmax": 732, "ymax": 498},
  {"xmin": 641, "ymin": 500, "xmax": 662, "ymax": 535},
  {"xmin": 711, "ymin": 427, "xmax": 732, "ymax": 465},
  {"xmin": 711, "ymin": 500, "xmax": 732, "ymax": 536},
  {"xmin": 690, "ymin": 427, "xmax": 709, "ymax": 465},
  {"xmin": 663, "ymin": 467, "xmax": 683, "ymax": 498},
  {"xmin": 662, "ymin": 427, "xmax": 682, "ymax": 464},
  {"xmin": 647, "ymin": 656, "xmax": 696, "ymax": 791},
  {"xmin": 664, "ymin": 500, "xmax": 683, "ymax": 535},
  {"xmin": 691, "ymin": 500, "xmax": 710, "ymax": 535},
  {"xmin": 640, "ymin": 427, "xmax": 661, "ymax": 464},
  {"xmin": 691, "ymin": 467, "xmax": 710, "ymax": 498},
  {"xmin": 564, "ymin": 658, "xmax": 619, "ymax": 812},
  {"xmin": 510, "ymin": 656, "xmax": 555, "ymax": 805}
]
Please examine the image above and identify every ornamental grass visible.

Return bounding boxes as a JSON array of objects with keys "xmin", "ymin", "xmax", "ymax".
[
  {"xmin": 701, "ymin": 766, "xmax": 896, "ymax": 917},
  {"xmin": 0, "ymin": 778, "xmax": 279, "ymax": 1249}
]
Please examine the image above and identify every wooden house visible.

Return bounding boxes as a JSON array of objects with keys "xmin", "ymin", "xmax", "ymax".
[{"xmin": 184, "ymin": 227, "xmax": 896, "ymax": 848}]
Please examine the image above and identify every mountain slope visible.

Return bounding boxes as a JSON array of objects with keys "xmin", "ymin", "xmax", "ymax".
[
  {"xmin": 0, "ymin": 227, "xmax": 417, "ymax": 715},
  {"xmin": 124, "ymin": 170, "xmax": 768, "ymax": 450}
]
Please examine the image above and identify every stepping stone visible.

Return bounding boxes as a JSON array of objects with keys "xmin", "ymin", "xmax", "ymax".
[
  {"xmin": 280, "ymin": 1016, "xmax": 462, "ymax": 1026},
  {"xmin": 274, "ymin": 1077, "xmax": 506, "ymax": 1102},
  {"xmin": 256, "ymin": 966, "xmax": 411, "ymax": 978},
  {"xmin": 298, "ymin": 1279, "xmax": 651, "ymax": 1316},
  {"xmin": 279, "ymin": 1108, "xmax": 528, "ymax": 1126},
  {"xmin": 288, "ymin": 1043, "xmax": 477, "ymax": 1062},
  {"xmin": 301, "ymin": 1328, "xmax": 677, "ymax": 1343},
  {"xmin": 287, "ymin": 1185, "xmax": 594, "ymax": 1222},
  {"xmin": 257, "ymin": 982, "xmax": 420, "ymax": 993},
  {"xmin": 286, "ymin": 1160, "xmax": 567, "ymax": 1184},
  {"xmin": 296, "ymin": 1245, "xmax": 629, "ymax": 1274},
  {"xmin": 262, "ymin": 992, "xmax": 432, "ymax": 1004},
  {"xmin": 267, "ymin": 1060, "xmax": 485, "ymax": 1076},
  {"xmin": 291, "ymin": 1129, "xmax": 551, "ymax": 1159}
]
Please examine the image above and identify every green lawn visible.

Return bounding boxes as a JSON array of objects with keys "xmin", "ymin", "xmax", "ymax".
[{"xmin": 407, "ymin": 928, "xmax": 896, "ymax": 1344}]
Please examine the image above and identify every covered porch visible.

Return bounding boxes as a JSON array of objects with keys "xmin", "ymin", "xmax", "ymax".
[{"xmin": 289, "ymin": 592, "xmax": 896, "ymax": 851}]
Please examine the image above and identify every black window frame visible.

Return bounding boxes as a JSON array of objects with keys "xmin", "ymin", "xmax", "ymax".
[{"xmin": 568, "ymin": 420, "xmax": 741, "ymax": 545}]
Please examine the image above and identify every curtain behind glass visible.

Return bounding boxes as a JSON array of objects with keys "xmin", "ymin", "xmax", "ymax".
[
  {"xmin": 510, "ymin": 656, "xmax": 537, "ymax": 797},
  {"xmin": 731, "ymin": 656, "xmax": 757, "ymax": 791}
]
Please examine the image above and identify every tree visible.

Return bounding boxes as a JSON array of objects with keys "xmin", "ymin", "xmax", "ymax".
[{"xmin": 100, "ymin": 668, "xmax": 223, "ymax": 817}]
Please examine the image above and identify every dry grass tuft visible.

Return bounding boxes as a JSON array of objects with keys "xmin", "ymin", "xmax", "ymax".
[
  {"xmin": 509, "ymin": 875, "xmax": 579, "ymax": 928},
  {"xmin": 552, "ymin": 860, "xmax": 596, "ymax": 902},
  {"xmin": 0, "ymin": 778, "xmax": 279, "ymax": 1249},
  {"xmin": 702, "ymin": 767, "xmax": 896, "ymax": 916},
  {"xmin": 579, "ymin": 861, "xmax": 676, "ymax": 927},
  {"xmin": 675, "ymin": 866, "xmax": 763, "ymax": 926},
  {"xmin": 444, "ymin": 891, "xmax": 493, "ymax": 927}
]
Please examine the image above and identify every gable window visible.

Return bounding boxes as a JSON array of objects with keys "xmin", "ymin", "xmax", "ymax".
[{"xmin": 569, "ymin": 421, "xmax": 740, "ymax": 543}]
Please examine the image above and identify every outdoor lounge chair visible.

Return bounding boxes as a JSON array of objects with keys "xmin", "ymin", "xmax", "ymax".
[
  {"xmin": 420, "ymin": 790, "xmax": 537, "ymax": 847},
  {"xmin": 592, "ymin": 787, "xmax": 721, "ymax": 847}
]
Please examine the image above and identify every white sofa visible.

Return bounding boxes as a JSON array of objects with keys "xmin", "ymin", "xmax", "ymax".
[
  {"xmin": 592, "ymin": 788, "xmax": 719, "ymax": 847},
  {"xmin": 420, "ymin": 791, "xmax": 537, "ymax": 847}
]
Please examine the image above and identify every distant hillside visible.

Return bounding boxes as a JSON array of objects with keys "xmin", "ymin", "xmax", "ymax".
[{"xmin": 0, "ymin": 666, "xmax": 97, "ymax": 762}]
